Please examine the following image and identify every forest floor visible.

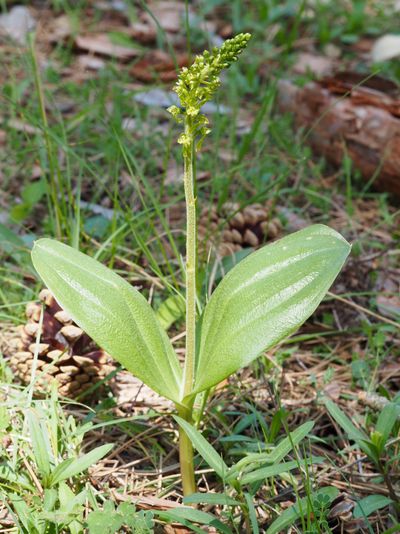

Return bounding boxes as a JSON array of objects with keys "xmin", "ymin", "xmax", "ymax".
[{"xmin": 0, "ymin": 1, "xmax": 399, "ymax": 533}]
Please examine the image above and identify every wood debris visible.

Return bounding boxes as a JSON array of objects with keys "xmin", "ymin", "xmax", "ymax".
[{"xmin": 277, "ymin": 73, "xmax": 400, "ymax": 197}]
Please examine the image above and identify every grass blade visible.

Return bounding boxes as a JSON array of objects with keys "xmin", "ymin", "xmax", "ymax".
[
  {"xmin": 266, "ymin": 487, "xmax": 339, "ymax": 534},
  {"xmin": 26, "ymin": 409, "xmax": 51, "ymax": 479},
  {"xmin": 353, "ymin": 495, "xmax": 393, "ymax": 519},
  {"xmin": 50, "ymin": 444, "xmax": 113, "ymax": 486},
  {"xmin": 174, "ymin": 416, "xmax": 228, "ymax": 479},
  {"xmin": 241, "ymin": 457, "xmax": 324, "ymax": 485}
]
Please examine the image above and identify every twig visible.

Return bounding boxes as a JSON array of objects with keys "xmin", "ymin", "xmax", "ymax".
[{"xmin": 327, "ymin": 292, "xmax": 400, "ymax": 329}]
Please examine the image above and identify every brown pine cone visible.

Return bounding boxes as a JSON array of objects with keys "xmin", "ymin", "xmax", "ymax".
[
  {"xmin": 198, "ymin": 201, "xmax": 282, "ymax": 257},
  {"xmin": 0, "ymin": 503, "xmax": 14, "ymax": 530},
  {"xmin": 5, "ymin": 289, "xmax": 115, "ymax": 398}
]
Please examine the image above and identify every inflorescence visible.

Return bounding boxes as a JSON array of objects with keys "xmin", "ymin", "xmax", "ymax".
[{"xmin": 168, "ymin": 33, "xmax": 251, "ymax": 151}]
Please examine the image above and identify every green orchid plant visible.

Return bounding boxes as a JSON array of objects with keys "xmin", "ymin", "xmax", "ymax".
[{"xmin": 31, "ymin": 34, "xmax": 350, "ymax": 496}]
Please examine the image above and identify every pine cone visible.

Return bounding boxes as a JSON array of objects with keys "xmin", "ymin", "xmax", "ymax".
[
  {"xmin": 0, "ymin": 503, "xmax": 13, "ymax": 530},
  {"xmin": 198, "ymin": 201, "xmax": 282, "ymax": 256},
  {"xmin": 6, "ymin": 289, "xmax": 115, "ymax": 398}
]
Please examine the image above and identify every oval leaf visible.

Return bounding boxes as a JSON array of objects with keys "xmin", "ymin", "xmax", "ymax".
[
  {"xmin": 194, "ymin": 225, "xmax": 350, "ymax": 394},
  {"xmin": 31, "ymin": 239, "xmax": 182, "ymax": 403}
]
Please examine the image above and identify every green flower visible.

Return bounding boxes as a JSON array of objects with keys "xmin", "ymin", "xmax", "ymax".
[{"xmin": 168, "ymin": 33, "xmax": 251, "ymax": 148}]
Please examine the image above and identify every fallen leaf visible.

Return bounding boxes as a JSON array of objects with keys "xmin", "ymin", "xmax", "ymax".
[
  {"xmin": 372, "ymin": 34, "xmax": 400, "ymax": 62},
  {"xmin": 130, "ymin": 50, "xmax": 188, "ymax": 83},
  {"xmin": 323, "ymin": 381, "xmax": 342, "ymax": 400},
  {"xmin": 294, "ymin": 52, "xmax": 335, "ymax": 77},
  {"xmin": 276, "ymin": 207, "xmax": 308, "ymax": 231},
  {"xmin": 129, "ymin": 21, "xmax": 157, "ymax": 44},
  {"xmin": 145, "ymin": 1, "xmax": 187, "ymax": 33},
  {"xmin": 0, "ymin": 6, "xmax": 35, "ymax": 45},
  {"xmin": 375, "ymin": 270, "xmax": 400, "ymax": 320},
  {"xmin": 46, "ymin": 14, "xmax": 73, "ymax": 43},
  {"xmin": 75, "ymin": 34, "xmax": 140, "ymax": 59},
  {"xmin": 77, "ymin": 55, "xmax": 106, "ymax": 70},
  {"xmin": 2, "ymin": 118, "xmax": 40, "ymax": 135}
]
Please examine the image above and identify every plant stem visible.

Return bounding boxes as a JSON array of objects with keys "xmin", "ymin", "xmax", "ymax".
[
  {"xmin": 379, "ymin": 460, "xmax": 400, "ymax": 517},
  {"xmin": 28, "ymin": 33, "xmax": 64, "ymax": 240},
  {"xmin": 182, "ymin": 117, "xmax": 197, "ymax": 399},
  {"xmin": 177, "ymin": 403, "xmax": 196, "ymax": 496},
  {"xmin": 179, "ymin": 117, "xmax": 197, "ymax": 496}
]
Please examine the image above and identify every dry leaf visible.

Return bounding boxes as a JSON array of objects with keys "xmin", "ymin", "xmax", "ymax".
[
  {"xmin": 0, "ymin": 6, "xmax": 35, "ymax": 45},
  {"xmin": 77, "ymin": 55, "xmax": 106, "ymax": 71},
  {"xmin": 75, "ymin": 34, "xmax": 139, "ymax": 59},
  {"xmin": 146, "ymin": 1, "xmax": 187, "ymax": 33},
  {"xmin": 375, "ymin": 270, "xmax": 400, "ymax": 320},
  {"xmin": 294, "ymin": 52, "xmax": 335, "ymax": 76},
  {"xmin": 46, "ymin": 14, "xmax": 73, "ymax": 43},
  {"xmin": 2, "ymin": 118, "xmax": 40, "ymax": 135},
  {"xmin": 129, "ymin": 21, "xmax": 157, "ymax": 44},
  {"xmin": 372, "ymin": 34, "xmax": 400, "ymax": 62},
  {"xmin": 130, "ymin": 50, "xmax": 188, "ymax": 83}
]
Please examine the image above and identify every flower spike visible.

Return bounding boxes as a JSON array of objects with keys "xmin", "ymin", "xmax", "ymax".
[{"xmin": 168, "ymin": 33, "xmax": 251, "ymax": 149}]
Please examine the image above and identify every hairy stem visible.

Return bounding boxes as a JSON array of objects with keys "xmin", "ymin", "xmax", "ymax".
[
  {"xmin": 182, "ymin": 117, "xmax": 197, "ymax": 399},
  {"xmin": 179, "ymin": 117, "xmax": 197, "ymax": 496}
]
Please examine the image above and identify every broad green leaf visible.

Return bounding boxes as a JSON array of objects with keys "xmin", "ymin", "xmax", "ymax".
[
  {"xmin": 156, "ymin": 294, "xmax": 185, "ymax": 330},
  {"xmin": 31, "ymin": 239, "xmax": 182, "ymax": 403},
  {"xmin": 8, "ymin": 493, "xmax": 32, "ymax": 532},
  {"xmin": 50, "ymin": 443, "xmax": 113, "ymax": 486},
  {"xmin": 266, "ymin": 486, "xmax": 339, "ymax": 534},
  {"xmin": 58, "ymin": 483, "xmax": 87, "ymax": 513},
  {"xmin": 0, "ymin": 463, "xmax": 35, "ymax": 491},
  {"xmin": 174, "ymin": 416, "xmax": 229, "ymax": 479},
  {"xmin": 43, "ymin": 488, "xmax": 58, "ymax": 511},
  {"xmin": 353, "ymin": 494, "xmax": 392, "ymax": 519},
  {"xmin": 376, "ymin": 403, "xmax": 398, "ymax": 442},
  {"xmin": 87, "ymin": 511, "xmax": 124, "ymax": 534},
  {"xmin": 194, "ymin": 225, "xmax": 350, "ymax": 393}
]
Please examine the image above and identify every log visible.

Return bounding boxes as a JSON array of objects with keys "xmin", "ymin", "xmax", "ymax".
[{"xmin": 277, "ymin": 73, "xmax": 400, "ymax": 197}]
